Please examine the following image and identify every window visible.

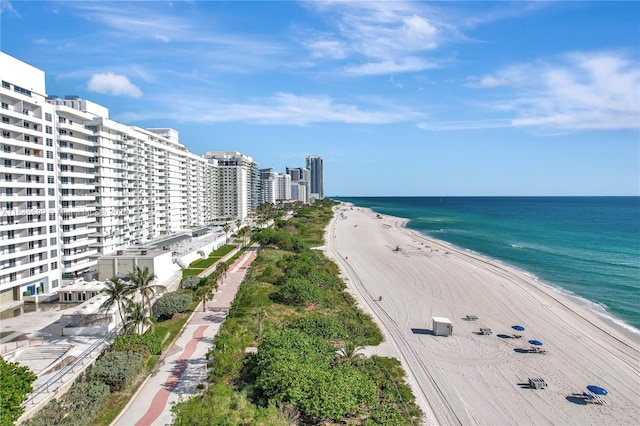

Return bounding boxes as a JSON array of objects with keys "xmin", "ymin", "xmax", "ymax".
[
  {"xmin": 49, "ymin": 213, "xmax": 55, "ymax": 221},
  {"xmin": 45, "ymin": 112, "xmax": 52, "ymax": 122},
  {"xmin": 49, "ymin": 225, "xmax": 56, "ymax": 233},
  {"xmin": 47, "ymin": 164, "xmax": 53, "ymax": 171},
  {"xmin": 14, "ymin": 85, "xmax": 32, "ymax": 96},
  {"xmin": 50, "ymin": 237, "xmax": 56, "ymax": 245},
  {"xmin": 46, "ymin": 151, "xmax": 53, "ymax": 159},
  {"xmin": 1, "ymin": 81, "xmax": 9, "ymax": 89},
  {"xmin": 47, "ymin": 176, "xmax": 54, "ymax": 184},
  {"xmin": 52, "ymin": 279, "xmax": 58, "ymax": 288},
  {"xmin": 51, "ymin": 262, "xmax": 57, "ymax": 270},
  {"xmin": 46, "ymin": 138, "xmax": 53, "ymax": 147},
  {"xmin": 45, "ymin": 126, "xmax": 52, "ymax": 134}
]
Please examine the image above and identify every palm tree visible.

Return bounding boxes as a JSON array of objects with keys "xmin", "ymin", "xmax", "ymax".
[
  {"xmin": 222, "ymin": 223, "xmax": 231, "ymax": 243},
  {"xmin": 336, "ymin": 340, "xmax": 366, "ymax": 365},
  {"xmin": 99, "ymin": 277, "xmax": 129, "ymax": 327},
  {"xmin": 195, "ymin": 284, "xmax": 215, "ymax": 312},
  {"xmin": 124, "ymin": 302, "xmax": 152, "ymax": 334},
  {"xmin": 126, "ymin": 266, "xmax": 157, "ymax": 316},
  {"xmin": 217, "ymin": 261, "xmax": 229, "ymax": 282}
]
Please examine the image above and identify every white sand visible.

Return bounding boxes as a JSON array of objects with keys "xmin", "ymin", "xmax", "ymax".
[{"xmin": 323, "ymin": 204, "xmax": 640, "ymax": 425}]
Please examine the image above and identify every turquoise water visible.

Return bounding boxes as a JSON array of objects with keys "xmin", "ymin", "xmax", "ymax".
[{"xmin": 334, "ymin": 197, "xmax": 640, "ymax": 333}]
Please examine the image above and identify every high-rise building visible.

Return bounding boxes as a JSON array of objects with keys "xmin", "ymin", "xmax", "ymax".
[
  {"xmin": 204, "ymin": 151, "xmax": 257, "ymax": 221},
  {"xmin": 275, "ymin": 172, "xmax": 291, "ymax": 201},
  {"xmin": 1, "ymin": 52, "xmax": 61, "ymax": 303},
  {"xmin": 306, "ymin": 154, "xmax": 324, "ymax": 200},
  {"xmin": 286, "ymin": 166, "xmax": 310, "ymax": 203},
  {"xmin": 259, "ymin": 168, "xmax": 277, "ymax": 205},
  {"xmin": 0, "ymin": 53, "xmax": 230, "ymax": 309}
]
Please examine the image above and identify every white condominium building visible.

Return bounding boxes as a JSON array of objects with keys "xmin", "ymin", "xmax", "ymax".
[
  {"xmin": 0, "ymin": 53, "xmax": 225, "ymax": 309},
  {"xmin": 287, "ymin": 166, "xmax": 310, "ymax": 203},
  {"xmin": 204, "ymin": 151, "xmax": 258, "ymax": 221},
  {"xmin": 259, "ymin": 168, "xmax": 277, "ymax": 205},
  {"xmin": 275, "ymin": 172, "xmax": 291, "ymax": 201},
  {"xmin": 1, "ymin": 52, "xmax": 61, "ymax": 303}
]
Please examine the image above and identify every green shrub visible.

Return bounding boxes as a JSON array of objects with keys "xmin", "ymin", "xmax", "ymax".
[
  {"xmin": 181, "ymin": 275, "xmax": 202, "ymax": 290},
  {"xmin": 298, "ymin": 364, "xmax": 376, "ymax": 421},
  {"xmin": 24, "ymin": 381, "xmax": 110, "ymax": 426},
  {"xmin": 274, "ymin": 277, "xmax": 322, "ymax": 306},
  {"xmin": 111, "ymin": 332, "xmax": 162, "ymax": 356},
  {"xmin": 153, "ymin": 292, "xmax": 193, "ymax": 320},
  {"xmin": 89, "ymin": 351, "xmax": 144, "ymax": 391},
  {"xmin": 0, "ymin": 358, "xmax": 36, "ymax": 426},
  {"xmin": 287, "ymin": 315, "xmax": 346, "ymax": 340}
]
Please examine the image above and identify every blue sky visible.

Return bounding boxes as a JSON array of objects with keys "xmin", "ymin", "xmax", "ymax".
[{"xmin": 1, "ymin": 1, "xmax": 638, "ymax": 196}]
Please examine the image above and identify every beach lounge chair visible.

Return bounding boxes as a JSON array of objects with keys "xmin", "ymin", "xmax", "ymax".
[
  {"xmin": 465, "ymin": 315, "xmax": 478, "ymax": 321},
  {"xmin": 583, "ymin": 391, "xmax": 605, "ymax": 404},
  {"xmin": 528, "ymin": 378, "xmax": 547, "ymax": 389},
  {"xmin": 480, "ymin": 327, "xmax": 492, "ymax": 335},
  {"xmin": 531, "ymin": 347, "xmax": 547, "ymax": 354}
]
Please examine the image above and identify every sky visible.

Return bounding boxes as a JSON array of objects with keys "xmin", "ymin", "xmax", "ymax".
[{"xmin": 1, "ymin": 0, "xmax": 639, "ymax": 196}]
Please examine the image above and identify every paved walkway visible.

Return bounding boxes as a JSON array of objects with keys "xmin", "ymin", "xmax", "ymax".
[{"xmin": 112, "ymin": 246, "xmax": 258, "ymax": 426}]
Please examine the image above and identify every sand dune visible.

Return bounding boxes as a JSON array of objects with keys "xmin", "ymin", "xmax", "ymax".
[{"xmin": 323, "ymin": 204, "xmax": 640, "ymax": 425}]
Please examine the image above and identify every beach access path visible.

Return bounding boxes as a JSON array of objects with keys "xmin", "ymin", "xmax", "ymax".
[
  {"xmin": 324, "ymin": 204, "xmax": 640, "ymax": 425},
  {"xmin": 112, "ymin": 246, "xmax": 257, "ymax": 426}
]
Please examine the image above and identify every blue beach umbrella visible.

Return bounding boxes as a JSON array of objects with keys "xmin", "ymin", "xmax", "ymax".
[
  {"xmin": 587, "ymin": 385, "xmax": 608, "ymax": 396},
  {"xmin": 512, "ymin": 325, "xmax": 525, "ymax": 332},
  {"xmin": 528, "ymin": 340, "xmax": 543, "ymax": 346}
]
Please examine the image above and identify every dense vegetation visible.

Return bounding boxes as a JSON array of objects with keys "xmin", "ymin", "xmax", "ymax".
[
  {"xmin": 0, "ymin": 357, "xmax": 37, "ymax": 426},
  {"xmin": 24, "ymin": 287, "xmax": 198, "ymax": 426},
  {"xmin": 172, "ymin": 200, "xmax": 423, "ymax": 425}
]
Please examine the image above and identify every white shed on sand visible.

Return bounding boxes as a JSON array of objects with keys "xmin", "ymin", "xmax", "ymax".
[{"xmin": 432, "ymin": 316, "xmax": 453, "ymax": 336}]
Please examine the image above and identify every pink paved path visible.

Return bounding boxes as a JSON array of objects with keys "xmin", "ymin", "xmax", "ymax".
[{"xmin": 113, "ymin": 246, "xmax": 257, "ymax": 426}]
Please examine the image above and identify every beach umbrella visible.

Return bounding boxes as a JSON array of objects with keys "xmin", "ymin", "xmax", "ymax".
[
  {"xmin": 512, "ymin": 325, "xmax": 525, "ymax": 332},
  {"xmin": 587, "ymin": 385, "xmax": 608, "ymax": 396},
  {"xmin": 528, "ymin": 340, "xmax": 543, "ymax": 346}
]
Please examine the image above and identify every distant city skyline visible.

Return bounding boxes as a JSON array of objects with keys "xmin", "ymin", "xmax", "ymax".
[{"xmin": 1, "ymin": 1, "xmax": 638, "ymax": 196}]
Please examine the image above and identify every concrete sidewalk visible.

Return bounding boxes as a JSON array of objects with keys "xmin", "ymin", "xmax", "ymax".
[{"xmin": 112, "ymin": 246, "xmax": 258, "ymax": 426}]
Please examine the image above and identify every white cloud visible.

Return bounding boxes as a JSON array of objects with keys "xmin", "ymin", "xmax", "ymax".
[
  {"xmin": 307, "ymin": 38, "xmax": 347, "ymax": 59},
  {"xmin": 455, "ymin": 51, "xmax": 640, "ymax": 130},
  {"xmin": 87, "ymin": 73, "xmax": 143, "ymax": 98},
  {"xmin": 345, "ymin": 57, "xmax": 439, "ymax": 76},
  {"xmin": 121, "ymin": 92, "xmax": 423, "ymax": 126},
  {"xmin": 0, "ymin": 1, "xmax": 20, "ymax": 17},
  {"xmin": 302, "ymin": 1, "xmax": 450, "ymax": 75}
]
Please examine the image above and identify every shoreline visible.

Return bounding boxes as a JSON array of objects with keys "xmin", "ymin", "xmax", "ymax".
[
  {"xmin": 324, "ymin": 203, "xmax": 640, "ymax": 425},
  {"xmin": 399, "ymin": 220, "xmax": 640, "ymax": 343}
]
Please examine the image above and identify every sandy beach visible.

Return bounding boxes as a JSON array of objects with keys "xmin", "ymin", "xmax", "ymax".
[{"xmin": 323, "ymin": 204, "xmax": 640, "ymax": 425}]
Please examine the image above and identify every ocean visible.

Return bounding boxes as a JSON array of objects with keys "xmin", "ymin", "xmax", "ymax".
[{"xmin": 333, "ymin": 197, "xmax": 640, "ymax": 334}]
